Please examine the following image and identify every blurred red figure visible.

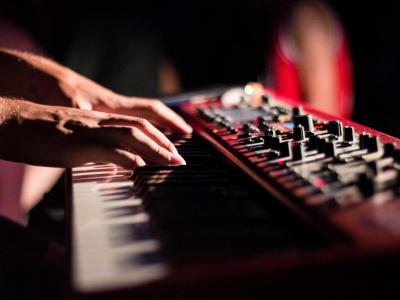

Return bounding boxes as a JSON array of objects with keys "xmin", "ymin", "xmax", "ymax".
[{"xmin": 271, "ymin": 0, "xmax": 353, "ymax": 118}]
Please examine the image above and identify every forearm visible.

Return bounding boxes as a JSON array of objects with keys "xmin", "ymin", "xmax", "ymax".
[
  {"xmin": 0, "ymin": 49, "xmax": 66, "ymax": 106},
  {"xmin": 290, "ymin": 2, "xmax": 340, "ymax": 116},
  {"xmin": 0, "ymin": 48, "xmax": 113, "ymax": 108}
]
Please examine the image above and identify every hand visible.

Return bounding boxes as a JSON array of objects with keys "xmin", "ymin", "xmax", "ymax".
[
  {"xmin": 0, "ymin": 98, "xmax": 186, "ymax": 169},
  {"xmin": 57, "ymin": 72, "xmax": 193, "ymax": 134},
  {"xmin": 0, "ymin": 49, "xmax": 192, "ymax": 134}
]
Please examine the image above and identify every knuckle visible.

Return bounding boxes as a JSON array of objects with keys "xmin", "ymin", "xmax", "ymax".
[
  {"xmin": 150, "ymin": 99, "xmax": 163, "ymax": 111},
  {"xmin": 130, "ymin": 127, "xmax": 142, "ymax": 139},
  {"xmin": 134, "ymin": 117, "xmax": 145, "ymax": 125},
  {"xmin": 136, "ymin": 117, "xmax": 150, "ymax": 128}
]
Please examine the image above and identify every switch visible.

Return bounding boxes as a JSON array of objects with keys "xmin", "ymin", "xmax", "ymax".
[
  {"xmin": 327, "ymin": 121, "xmax": 343, "ymax": 137},
  {"xmin": 294, "ymin": 114, "xmax": 314, "ymax": 132},
  {"xmin": 343, "ymin": 126, "xmax": 355, "ymax": 143},
  {"xmin": 292, "ymin": 143, "xmax": 306, "ymax": 161},
  {"xmin": 294, "ymin": 125, "xmax": 306, "ymax": 142}
]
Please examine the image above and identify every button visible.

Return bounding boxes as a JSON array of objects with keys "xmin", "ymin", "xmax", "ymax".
[
  {"xmin": 327, "ymin": 121, "xmax": 343, "ymax": 137},
  {"xmin": 343, "ymin": 126, "xmax": 355, "ymax": 143},
  {"xmin": 366, "ymin": 135, "xmax": 381, "ymax": 153},
  {"xmin": 357, "ymin": 172, "xmax": 374, "ymax": 197},
  {"xmin": 262, "ymin": 94, "xmax": 270, "ymax": 104},
  {"xmin": 359, "ymin": 133, "xmax": 369, "ymax": 149},
  {"xmin": 294, "ymin": 114, "xmax": 314, "ymax": 132},
  {"xmin": 383, "ymin": 143, "xmax": 396, "ymax": 157},
  {"xmin": 242, "ymin": 122, "xmax": 259, "ymax": 133},
  {"xmin": 265, "ymin": 128, "xmax": 278, "ymax": 137},
  {"xmin": 238, "ymin": 132, "xmax": 252, "ymax": 139},
  {"xmin": 279, "ymin": 141, "xmax": 292, "ymax": 159},
  {"xmin": 293, "ymin": 125, "xmax": 306, "ymax": 141},
  {"xmin": 307, "ymin": 134, "xmax": 318, "ymax": 150},
  {"xmin": 271, "ymin": 136, "xmax": 283, "ymax": 150},
  {"xmin": 292, "ymin": 106, "xmax": 303, "ymax": 117},
  {"xmin": 292, "ymin": 143, "xmax": 306, "ymax": 161},
  {"xmin": 324, "ymin": 140, "xmax": 337, "ymax": 157}
]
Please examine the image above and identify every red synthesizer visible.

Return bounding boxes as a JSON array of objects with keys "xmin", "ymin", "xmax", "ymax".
[{"xmin": 68, "ymin": 86, "xmax": 400, "ymax": 299}]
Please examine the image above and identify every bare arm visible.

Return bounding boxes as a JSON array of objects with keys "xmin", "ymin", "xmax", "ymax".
[
  {"xmin": 289, "ymin": 2, "xmax": 340, "ymax": 116},
  {"xmin": 0, "ymin": 48, "xmax": 192, "ymax": 134}
]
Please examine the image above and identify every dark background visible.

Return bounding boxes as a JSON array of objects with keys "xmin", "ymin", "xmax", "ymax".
[{"xmin": 1, "ymin": 0, "xmax": 399, "ymax": 137}]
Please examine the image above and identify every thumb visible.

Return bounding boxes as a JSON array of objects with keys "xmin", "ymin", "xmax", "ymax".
[{"xmin": 73, "ymin": 93, "xmax": 93, "ymax": 110}]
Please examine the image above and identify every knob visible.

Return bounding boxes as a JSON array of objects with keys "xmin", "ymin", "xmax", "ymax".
[
  {"xmin": 265, "ymin": 128, "xmax": 277, "ymax": 137},
  {"xmin": 257, "ymin": 115, "xmax": 269, "ymax": 123},
  {"xmin": 357, "ymin": 172, "xmax": 375, "ymax": 197},
  {"xmin": 258, "ymin": 121, "xmax": 271, "ymax": 131},
  {"xmin": 243, "ymin": 122, "xmax": 259, "ymax": 133},
  {"xmin": 327, "ymin": 121, "xmax": 343, "ymax": 137},
  {"xmin": 292, "ymin": 106, "xmax": 303, "ymax": 117},
  {"xmin": 324, "ymin": 140, "xmax": 337, "ymax": 157},
  {"xmin": 292, "ymin": 143, "xmax": 306, "ymax": 161},
  {"xmin": 248, "ymin": 136, "xmax": 264, "ymax": 144},
  {"xmin": 383, "ymin": 143, "xmax": 396, "ymax": 157},
  {"xmin": 294, "ymin": 115, "xmax": 314, "ymax": 132},
  {"xmin": 264, "ymin": 135, "xmax": 274, "ymax": 149},
  {"xmin": 294, "ymin": 125, "xmax": 306, "ymax": 141},
  {"xmin": 366, "ymin": 136, "xmax": 381, "ymax": 153},
  {"xmin": 262, "ymin": 94, "xmax": 270, "ymax": 104},
  {"xmin": 359, "ymin": 133, "xmax": 369, "ymax": 149},
  {"xmin": 228, "ymin": 126, "xmax": 238, "ymax": 134},
  {"xmin": 279, "ymin": 141, "xmax": 292, "ymax": 159},
  {"xmin": 316, "ymin": 137, "xmax": 327, "ymax": 153},
  {"xmin": 343, "ymin": 126, "xmax": 355, "ymax": 143},
  {"xmin": 307, "ymin": 134, "xmax": 318, "ymax": 150},
  {"xmin": 271, "ymin": 136, "xmax": 283, "ymax": 151}
]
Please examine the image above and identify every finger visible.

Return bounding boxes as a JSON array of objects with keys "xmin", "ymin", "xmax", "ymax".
[
  {"xmin": 83, "ymin": 126, "xmax": 185, "ymax": 165},
  {"xmin": 91, "ymin": 145, "xmax": 146, "ymax": 170},
  {"xmin": 99, "ymin": 117, "xmax": 178, "ymax": 154},
  {"xmin": 107, "ymin": 148, "xmax": 146, "ymax": 170},
  {"xmin": 129, "ymin": 127, "xmax": 186, "ymax": 165},
  {"xmin": 148, "ymin": 103, "xmax": 193, "ymax": 134}
]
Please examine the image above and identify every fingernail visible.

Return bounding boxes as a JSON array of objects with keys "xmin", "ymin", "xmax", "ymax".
[
  {"xmin": 184, "ymin": 124, "xmax": 193, "ymax": 134},
  {"xmin": 172, "ymin": 153, "xmax": 186, "ymax": 165}
]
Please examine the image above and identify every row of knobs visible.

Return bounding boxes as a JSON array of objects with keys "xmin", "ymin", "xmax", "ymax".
[{"xmin": 260, "ymin": 114, "xmax": 386, "ymax": 161}]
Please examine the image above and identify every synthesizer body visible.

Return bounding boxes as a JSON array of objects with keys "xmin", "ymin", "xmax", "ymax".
[{"xmin": 68, "ymin": 87, "xmax": 400, "ymax": 299}]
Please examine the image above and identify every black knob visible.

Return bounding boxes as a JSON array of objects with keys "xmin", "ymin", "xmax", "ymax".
[
  {"xmin": 262, "ymin": 94, "xmax": 269, "ymax": 104},
  {"xmin": 294, "ymin": 125, "xmax": 306, "ymax": 141},
  {"xmin": 228, "ymin": 127, "xmax": 238, "ymax": 134},
  {"xmin": 359, "ymin": 133, "xmax": 369, "ymax": 149},
  {"xmin": 264, "ymin": 135, "xmax": 275, "ymax": 149},
  {"xmin": 238, "ymin": 132, "xmax": 252, "ymax": 139},
  {"xmin": 294, "ymin": 115, "xmax": 314, "ymax": 132},
  {"xmin": 307, "ymin": 134, "xmax": 318, "ymax": 150},
  {"xmin": 265, "ymin": 128, "xmax": 278, "ymax": 137},
  {"xmin": 257, "ymin": 116, "xmax": 269, "ymax": 124},
  {"xmin": 292, "ymin": 143, "xmax": 306, "ymax": 161},
  {"xmin": 292, "ymin": 106, "xmax": 303, "ymax": 117},
  {"xmin": 383, "ymin": 143, "xmax": 396, "ymax": 157},
  {"xmin": 259, "ymin": 121, "xmax": 271, "ymax": 131},
  {"xmin": 316, "ymin": 137, "xmax": 327, "ymax": 153},
  {"xmin": 324, "ymin": 140, "xmax": 337, "ymax": 157},
  {"xmin": 279, "ymin": 141, "xmax": 292, "ymax": 159},
  {"xmin": 366, "ymin": 136, "xmax": 381, "ymax": 153},
  {"xmin": 243, "ymin": 122, "xmax": 259, "ymax": 132},
  {"xmin": 327, "ymin": 121, "xmax": 343, "ymax": 137},
  {"xmin": 343, "ymin": 126, "xmax": 355, "ymax": 143},
  {"xmin": 357, "ymin": 172, "xmax": 375, "ymax": 197},
  {"xmin": 271, "ymin": 136, "xmax": 283, "ymax": 150}
]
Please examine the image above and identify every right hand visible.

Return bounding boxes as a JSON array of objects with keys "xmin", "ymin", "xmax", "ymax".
[{"xmin": 0, "ymin": 98, "xmax": 185, "ymax": 169}]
